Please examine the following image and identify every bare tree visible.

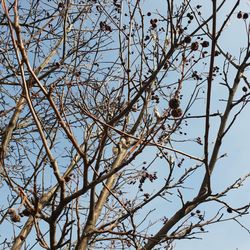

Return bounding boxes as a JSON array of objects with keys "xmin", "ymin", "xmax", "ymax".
[{"xmin": 1, "ymin": 0, "xmax": 250, "ymax": 249}]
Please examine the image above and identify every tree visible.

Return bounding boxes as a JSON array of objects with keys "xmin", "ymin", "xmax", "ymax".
[{"xmin": 1, "ymin": 0, "xmax": 250, "ymax": 249}]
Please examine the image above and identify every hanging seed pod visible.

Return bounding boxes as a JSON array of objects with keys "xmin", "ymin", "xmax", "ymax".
[
  {"xmin": 171, "ymin": 108, "xmax": 183, "ymax": 118},
  {"xmin": 11, "ymin": 213, "xmax": 21, "ymax": 223},
  {"xmin": 169, "ymin": 98, "xmax": 180, "ymax": 109},
  {"xmin": 191, "ymin": 42, "xmax": 199, "ymax": 51}
]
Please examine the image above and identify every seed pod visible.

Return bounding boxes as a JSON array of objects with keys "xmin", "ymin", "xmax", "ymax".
[
  {"xmin": 11, "ymin": 213, "xmax": 21, "ymax": 223},
  {"xmin": 201, "ymin": 41, "xmax": 209, "ymax": 48},
  {"xmin": 169, "ymin": 98, "xmax": 180, "ymax": 109},
  {"xmin": 171, "ymin": 108, "xmax": 183, "ymax": 118},
  {"xmin": 191, "ymin": 42, "xmax": 199, "ymax": 51}
]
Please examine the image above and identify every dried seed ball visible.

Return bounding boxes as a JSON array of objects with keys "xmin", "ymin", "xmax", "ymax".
[
  {"xmin": 243, "ymin": 13, "xmax": 249, "ymax": 19},
  {"xmin": 191, "ymin": 42, "xmax": 199, "ymax": 51},
  {"xmin": 147, "ymin": 12, "xmax": 151, "ymax": 16},
  {"xmin": 237, "ymin": 11, "xmax": 242, "ymax": 19},
  {"xmin": 184, "ymin": 36, "xmax": 192, "ymax": 43},
  {"xmin": 11, "ymin": 213, "xmax": 21, "ymax": 223},
  {"xmin": 171, "ymin": 108, "xmax": 183, "ymax": 118},
  {"xmin": 201, "ymin": 41, "xmax": 209, "ymax": 48},
  {"xmin": 169, "ymin": 98, "xmax": 180, "ymax": 109},
  {"xmin": 227, "ymin": 207, "xmax": 233, "ymax": 213}
]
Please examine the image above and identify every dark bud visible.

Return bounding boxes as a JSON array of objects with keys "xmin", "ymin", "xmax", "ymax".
[
  {"xmin": 243, "ymin": 13, "xmax": 249, "ymax": 19},
  {"xmin": 237, "ymin": 11, "xmax": 242, "ymax": 19},
  {"xmin": 227, "ymin": 207, "xmax": 233, "ymax": 213},
  {"xmin": 198, "ymin": 215, "xmax": 203, "ymax": 220},
  {"xmin": 100, "ymin": 21, "xmax": 105, "ymax": 30},
  {"xmin": 201, "ymin": 41, "xmax": 209, "ymax": 48},
  {"xmin": 184, "ymin": 36, "xmax": 192, "ymax": 43},
  {"xmin": 214, "ymin": 50, "xmax": 220, "ymax": 56},
  {"xmin": 163, "ymin": 62, "xmax": 169, "ymax": 69},
  {"xmin": 20, "ymin": 208, "xmax": 31, "ymax": 217},
  {"xmin": 64, "ymin": 176, "xmax": 71, "ymax": 182},
  {"xmin": 242, "ymin": 86, "xmax": 248, "ymax": 92},
  {"xmin": 58, "ymin": 2, "xmax": 64, "ymax": 8}
]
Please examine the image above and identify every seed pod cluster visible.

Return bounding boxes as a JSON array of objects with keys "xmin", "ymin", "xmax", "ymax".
[{"xmin": 169, "ymin": 98, "xmax": 183, "ymax": 118}]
